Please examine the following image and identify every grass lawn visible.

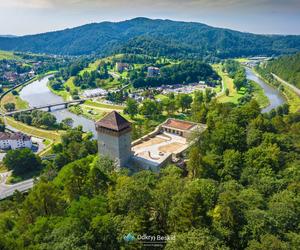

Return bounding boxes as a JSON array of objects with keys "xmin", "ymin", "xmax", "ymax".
[
  {"xmin": 1, "ymin": 92, "xmax": 29, "ymax": 111},
  {"xmin": 253, "ymin": 69, "xmax": 299, "ymax": 113},
  {"xmin": 249, "ymin": 80, "xmax": 270, "ymax": 109},
  {"xmin": 282, "ymin": 86, "xmax": 300, "ymax": 113},
  {"xmin": 0, "ymin": 163, "xmax": 8, "ymax": 173},
  {"xmin": 98, "ymin": 78, "xmax": 122, "ymax": 90},
  {"xmin": 0, "ymin": 50, "xmax": 21, "ymax": 60},
  {"xmin": 64, "ymin": 76, "xmax": 78, "ymax": 92},
  {"xmin": 81, "ymin": 106, "xmax": 107, "ymax": 121},
  {"xmin": 5, "ymin": 117, "xmax": 61, "ymax": 142},
  {"xmin": 84, "ymin": 100, "xmax": 124, "ymax": 110},
  {"xmin": 214, "ymin": 64, "xmax": 244, "ymax": 104},
  {"xmin": 79, "ymin": 60, "xmax": 102, "ymax": 76},
  {"xmin": 155, "ymin": 94, "xmax": 169, "ymax": 101},
  {"xmin": 49, "ymin": 87, "xmax": 70, "ymax": 100},
  {"xmin": 235, "ymin": 58, "xmax": 250, "ymax": 63},
  {"xmin": 68, "ymin": 104, "xmax": 107, "ymax": 121},
  {"xmin": 5, "ymin": 117, "xmax": 63, "ymax": 157}
]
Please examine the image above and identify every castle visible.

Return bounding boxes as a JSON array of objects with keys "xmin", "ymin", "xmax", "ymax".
[
  {"xmin": 95, "ymin": 111, "xmax": 132, "ymax": 169},
  {"xmin": 95, "ymin": 111, "xmax": 205, "ymax": 170}
]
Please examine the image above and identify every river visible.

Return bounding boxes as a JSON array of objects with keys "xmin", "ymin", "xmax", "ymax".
[
  {"xmin": 18, "ymin": 69, "xmax": 285, "ymax": 135},
  {"xmin": 245, "ymin": 67, "xmax": 285, "ymax": 113},
  {"xmin": 19, "ymin": 76, "xmax": 97, "ymax": 136}
]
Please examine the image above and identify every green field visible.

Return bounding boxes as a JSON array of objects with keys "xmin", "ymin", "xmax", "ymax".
[
  {"xmin": 84, "ymin": 100, "xmax": 124, "ymax": 110},
  {"xmin": 0, "ymin": 50, "xmax": 20, "ymax": 60},
  {"xmin": 281, "ymin": 85, "xmax": 300, "ymax": 113},
  {"xmin": 214, "ymin": 64, "xmax": 245, "ymax": 104},
  {"xmin": 5, "ymin": 117, "xmax": 61, "ymax": 142},
  {"xmin": 253, "ymin": 69, "xmax": 299, "ymax": 113},
  {"xmin": 1, "ymin": 92, "xmax": 29, "ymax": 111},
  {"xmin": 249, "ymin": 80, "xmax": 270, "ymax": 109}
]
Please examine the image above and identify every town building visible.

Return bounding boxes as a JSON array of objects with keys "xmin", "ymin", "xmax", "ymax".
[
  {"xmin": 115, "ymin": 62, "xmax": 129, "ymax": 72},
  {"xmin": 83, "ymin": 88, "xmax": 108, "ymax": 98},
  {"xmin": 147, "ymin": 66, "xmax": 160, "ymax": 77},
  {"xmin": 95, "ymin": 111, "xmax": 206, "ymax": 171},
  {"xmin": 0, "ymin": 132, "xmax": 32, "ymax": 150}
]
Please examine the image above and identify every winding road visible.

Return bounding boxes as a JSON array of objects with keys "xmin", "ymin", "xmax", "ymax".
[
  {"xmin": 0, "ymin": 172, "xmax": 34, "ymax": 200},
  {"xmin": 271, "ymin": 73, "xmax": 300, "ymax": 97}
]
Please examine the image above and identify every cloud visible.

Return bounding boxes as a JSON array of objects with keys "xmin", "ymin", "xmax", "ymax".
[{"xmin": 1, "ymin": 0, "xmax": 299, "ymax": 11}]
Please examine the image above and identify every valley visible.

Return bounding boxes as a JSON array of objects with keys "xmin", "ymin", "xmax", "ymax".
[{"xmin": 0, "ymin": 16, "xmax": 299, "ymax": 250}]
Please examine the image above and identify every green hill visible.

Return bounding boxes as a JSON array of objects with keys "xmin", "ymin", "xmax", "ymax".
[
  {"xmin": 0, "ymin": 18, "xmax": 299, "ymax": 58},
  {"xmin": 264, "ymin": 53, "xmax": 300, "ymax": 88}
]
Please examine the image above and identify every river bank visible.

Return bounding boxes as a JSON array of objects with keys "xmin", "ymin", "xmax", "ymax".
[
  {"xmin": 245, "ymin": 67, "xmax": 285, "ymax": 113},
  {"xmin": 19, "ymin": 76, "xmax": 97, "ymax": 137},
  {"xmin": 252, "ymin": 68, "xmax": 299, "ymax": 113}
]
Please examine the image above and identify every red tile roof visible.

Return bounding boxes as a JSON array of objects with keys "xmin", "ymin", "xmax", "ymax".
[
  {"xmin": 95, "ymin": 111, "xmax": 131, "ymax": 132},
  {"xmin": 163, "ymin": 119, "xmax": 196, "ymax": 131}
]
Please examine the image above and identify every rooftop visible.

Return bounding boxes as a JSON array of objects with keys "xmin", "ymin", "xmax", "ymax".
[
  {"xmin": 163, "ymin": 119, "xmax": 197, "ymax": 131},
  {"xmin": 0, "ymin": 132, "xmax": 31, "ymax": 141},
  {"xmin": 131, "ymin": 132, "xmax": 188, "ymax": 168},
  {"xmin": 95, "ymin": 111, "xmax": 131, "ymax": 132}
]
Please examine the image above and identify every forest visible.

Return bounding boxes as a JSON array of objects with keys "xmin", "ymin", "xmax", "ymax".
[
  {"xmin": 262, "ymin": 53, "xmax": 300, "ymax": 88},
  {"xmin": 0, "ymin": 18, "xmax": 299, "ymax": 58},
  {"xmin": 0, "ymin": 97, "xmax": 299, "ymax": 249},
  {"xmin": 132, "ymin": 61, "xmax": 220, "ymax": 88}
]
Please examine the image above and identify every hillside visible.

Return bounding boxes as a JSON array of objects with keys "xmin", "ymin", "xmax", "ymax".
[
  {"xmin": 0, "ymin": 18, "xmax": 299, "ymax": 58},
  {"xmin": 264, "ymin": 52, "xmax": 300, "ymax": 88}
]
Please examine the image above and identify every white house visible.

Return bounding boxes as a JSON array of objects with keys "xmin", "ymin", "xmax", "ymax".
[{"xmin": 0, "ymin": 132, "xmax": 32, "ymax": 150}]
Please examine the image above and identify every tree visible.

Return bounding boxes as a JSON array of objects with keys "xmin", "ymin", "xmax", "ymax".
[
  {"xmin": 140, "ymin": 99, "xmax": 161, "ymax": 119},
  {"xmin": 61, "ymin": 118, "xmax": 74, "ymax": 129},
  {"xmin": 225, "ymin": 88, "xmax": 230, "ymax": 96},
  {"xmin": 247, "ymin": 234, "xmax": 289, "ymax": 250},
  {"xmin": 176, "ymin": 94, "xmax": 192, "ymax": 112},
  {"xmin": 4, "ymin": 103, "xmax": 15, "ymax": 112},
  {"xmin": 124, "ymin": 98, "xmax": 139, "ymax": 118},
  {"xmin": 168, "ymin": 179, "xmax": 217, "ymax": 232},
  {"xmin": 219, "ymin": 149, "xmax": 243, "ymax": 180},
  {"xmin": 3, "ymin": 148, "xmax": 41, "ymax": 175},
  {"xmin": 165, "ymin": 228, "xmax": 229, "ymax": 250},
  {"xmin": 22, "ymin": 181, "xmax": 65, "ymax": 222},
  {"xmin": 163, "ymin": 98, "xmax": 176, "ymax": 115}
]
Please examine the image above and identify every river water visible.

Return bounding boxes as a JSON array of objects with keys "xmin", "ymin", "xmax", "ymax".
[
  {"xmin": 18, "ymin": 69, "xmax": 285, "ymax": 135},
  {"xmin": 19, "ymin": 76, "xmax": 97, "ymax": 136},
  {"xmin": 245, "ymin": 67, "xmax": 286, "ymax": 113}
]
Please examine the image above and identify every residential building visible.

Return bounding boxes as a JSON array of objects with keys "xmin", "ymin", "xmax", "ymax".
[
  {"xmin": 0, "ymin": 132, "xmax": 32, "ymax": 150},
  {"xmin": 147, "ymin": 66, "xmax": 160, "ymax": 77},
  {"xmin": 115, "ymin": 62, "xmax": 129, "ymax": 72}
]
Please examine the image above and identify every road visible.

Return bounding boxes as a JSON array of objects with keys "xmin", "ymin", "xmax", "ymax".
[
  {"xmin": 271, "ymin": 73, "xmax": 300, "ymax": 97},
  {"xmin": 0, "ymin": 172, "xmax": 34, "ymax": 200},
  {"xmin": 108, "ymin": 71, "xmax": 121, "ymax": 79}
]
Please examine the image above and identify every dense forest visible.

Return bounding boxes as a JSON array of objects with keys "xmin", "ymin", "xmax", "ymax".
[
  {"xmin": 132, "ymin": 61, "xmax": 220, "ymax": 88},
  {"xmin": 0, "ymin": 99, "xmax": 299, "ymax": 249},
  {"xmin": 0, "ymin": 18, "xmax": 299, "ymax": 58},
  {"xmin": 262, "ymin": 53, "xmax": 300, "ymax": 88}
]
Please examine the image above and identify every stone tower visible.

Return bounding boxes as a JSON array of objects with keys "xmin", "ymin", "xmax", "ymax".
[{"xmin": 95, "ymin": 111, "xmax": 132, "ymax": 168}]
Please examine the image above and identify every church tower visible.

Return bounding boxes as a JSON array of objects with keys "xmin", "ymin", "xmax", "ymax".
[{"xmin": 95, "ymin": 111, "xmax": 132, "ymax": 168}]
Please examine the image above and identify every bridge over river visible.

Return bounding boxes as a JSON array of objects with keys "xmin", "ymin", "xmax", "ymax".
[{"xmin": 4, "ymin": 98, "xmax": 88, "ymax": 116}]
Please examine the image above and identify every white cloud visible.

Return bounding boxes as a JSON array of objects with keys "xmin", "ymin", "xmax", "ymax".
[{"xmin": 1, "ymin": 0, "xmax": 299, "ymax": 10}]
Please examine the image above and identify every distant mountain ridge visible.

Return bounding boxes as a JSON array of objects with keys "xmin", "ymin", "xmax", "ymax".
[
  {"xmin": 264, "ymin": 52, "xmax": 300, "ymax": 89},
  {"xmin": 0, "ymin": 35, "xmax": 17, "ymax": 38},
  {"xmin": 0, "ymin": 17, "xmax": 299, "ymax": 58}
]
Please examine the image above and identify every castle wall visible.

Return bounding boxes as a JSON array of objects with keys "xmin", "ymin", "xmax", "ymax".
[{"xmin": 97, "ymin": 130, "xmax": 132, "ymax": 168}]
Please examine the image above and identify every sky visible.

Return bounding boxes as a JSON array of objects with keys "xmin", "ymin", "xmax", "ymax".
[{"xmin": 0, "ymin": 0, "xmax": 299, "ymax": 36}]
